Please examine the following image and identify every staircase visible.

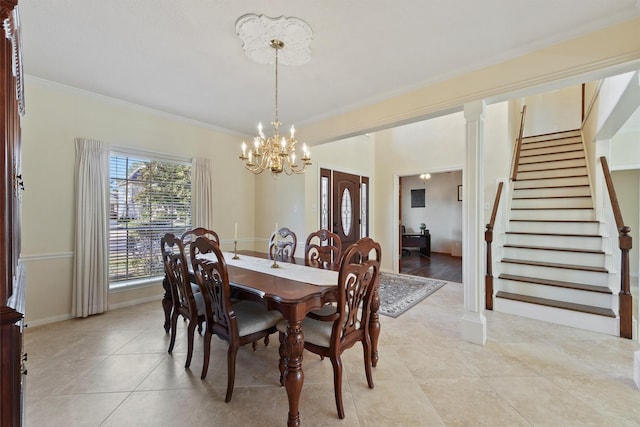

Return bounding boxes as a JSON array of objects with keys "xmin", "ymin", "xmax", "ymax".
[{"xmin": 494, "ymin": 129, "xmax": 619, "ymax": 335}]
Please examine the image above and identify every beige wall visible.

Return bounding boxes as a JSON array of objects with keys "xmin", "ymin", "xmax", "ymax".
[
  {"xmin": 253, "ymin": 134, "xmax": 376, "ymax": 255},
  {"xmin": 21, "ymin": 81, "xmax": 254, "ymax": 325}
]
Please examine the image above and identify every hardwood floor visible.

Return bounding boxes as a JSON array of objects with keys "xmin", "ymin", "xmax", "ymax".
[{"xmin": 399, "ymin": 250, "xmax": 462, "ymax": 282}]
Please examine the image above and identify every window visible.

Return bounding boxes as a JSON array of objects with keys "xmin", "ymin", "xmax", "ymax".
[{"xmin": 109, "ymin": 151, "xmax": 192, "ymax": 285}]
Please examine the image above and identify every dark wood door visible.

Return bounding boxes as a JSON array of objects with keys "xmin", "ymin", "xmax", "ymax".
[{"xmin": 332, "ymin": 171, "xmax": 360, "ymax": 249}]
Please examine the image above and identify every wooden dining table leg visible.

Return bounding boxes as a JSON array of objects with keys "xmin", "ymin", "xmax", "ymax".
[
  {"xmin": 369, "ymin": 285, "xmax": 381, "ymax": 367},
  {"xmin": 284, "ymin": 319, "xmax": 305, "ymax": 427}
]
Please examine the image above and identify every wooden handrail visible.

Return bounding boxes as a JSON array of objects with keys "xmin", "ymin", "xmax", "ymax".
[
  {"xmin": 484, "ymin": 181, "xmax": 504, "ymax": 310},
  {"xmin": 510, "ymin": 105, "xmax": 527, "ymax": 181},
  {"xmin": 600, "ymin": 156, "xmax": 632, "ymax": 339}
]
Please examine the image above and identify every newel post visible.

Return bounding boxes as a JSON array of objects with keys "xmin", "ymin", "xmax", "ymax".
[
  {"xmin": 619, "ymin": 226, "xmax": 632, "ymax": 339},
  {"xmin": 485, "ymin": 224, "xmax": 494, "ymax": 310}
]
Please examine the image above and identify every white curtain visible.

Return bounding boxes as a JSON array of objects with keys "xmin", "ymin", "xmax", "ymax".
[
  {"xmin": 192, "ymin": 157, "xmax": 215, "ymax": 230},
  {"xmin": 72, "ymin": 138, "xmax": 109, "ymax": 317}
]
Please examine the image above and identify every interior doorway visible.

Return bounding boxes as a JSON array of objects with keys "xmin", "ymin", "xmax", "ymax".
[{"xmin": 398, "ymin": 170, "xmax": 463, "ymax": 282}]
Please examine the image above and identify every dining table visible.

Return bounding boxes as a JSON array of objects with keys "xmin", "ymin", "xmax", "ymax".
[{"xmin": 164, "ymin": 249, "xmax": 381, "ymax": 426}]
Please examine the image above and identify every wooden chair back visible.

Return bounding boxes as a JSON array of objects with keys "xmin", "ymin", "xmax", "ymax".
[
  {"xmin": 161, "ymin": 233, "xmax": 198, "ymax": 317},
  {"xmin": 333, "ymin": 237, "xmax": 381, "ymax": 350},
  {"xmin": 181, "ymin": 227, "xmax": 220, "ymax": 246},
  {"xmin": 190, "ymin": 236, "xmax": 235, "ymax": 340},
  {"xmin": 268, "ymin": 227, "xmax": 297, "ymax": 260},
  {"xmin": 304, "ymin": 229, "xmax": 342, "ymax": 268}
]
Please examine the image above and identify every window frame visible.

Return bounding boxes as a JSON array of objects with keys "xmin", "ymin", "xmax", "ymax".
[{"xmin": 108, "ymin": 147, "xmax": 192, "ymax": 289}]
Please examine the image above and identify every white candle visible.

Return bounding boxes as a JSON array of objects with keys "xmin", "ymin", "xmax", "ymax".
[
  {"xmin": 274, "ymin": 223, "xmax": 279, "ymax": 243},
  {"xmin": 234, "ymin": 222, "xmax": 238, "ymax": 241}
]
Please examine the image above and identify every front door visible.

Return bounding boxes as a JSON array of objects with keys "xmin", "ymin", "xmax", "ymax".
[{"xmin": 332, "ymin": 171, "xmax": 361, "ymax": 248}]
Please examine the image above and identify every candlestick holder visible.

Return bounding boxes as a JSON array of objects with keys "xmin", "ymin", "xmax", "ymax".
[
  {"xmin": 233, "ymin": 240, "xmax": 239, "ymax": 259},
  {"xmin": 271, "ymin": 246, "xmax": 280, "ymax": 268}
]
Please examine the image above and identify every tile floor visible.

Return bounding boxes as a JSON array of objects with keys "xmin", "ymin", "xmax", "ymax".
[{"xmin": 24, "ymin": 282, "xmax": 640, "ymax": 426}]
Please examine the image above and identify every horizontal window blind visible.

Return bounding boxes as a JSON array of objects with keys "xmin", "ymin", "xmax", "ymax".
[{"xmin": 109, "ymin": 153, "xmax": 192, "ymax": 283}]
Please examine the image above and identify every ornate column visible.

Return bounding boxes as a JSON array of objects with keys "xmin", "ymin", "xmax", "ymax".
[{"xmin": 461, "ymin": 100, "xmax": 487, "ymax": 345}]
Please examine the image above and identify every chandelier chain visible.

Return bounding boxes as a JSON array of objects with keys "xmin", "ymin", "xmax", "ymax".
[{"xmin": 274, "ymin": 42, "xmax": 279, "ymax": 125}]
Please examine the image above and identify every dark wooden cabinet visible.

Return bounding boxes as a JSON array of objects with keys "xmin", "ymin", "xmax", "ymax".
[
  {"xmin": 402, "ymin": 233, "xmax": 431, "ymax": 257},
  {"xmin": 0, "ymin": 1, "xmax": 25, "ymax": 426}
]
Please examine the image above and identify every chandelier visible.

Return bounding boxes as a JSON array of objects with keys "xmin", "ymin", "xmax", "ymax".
[{"xmin": 239, "ymin": 39, "xmax": 311, "ymax": 175}]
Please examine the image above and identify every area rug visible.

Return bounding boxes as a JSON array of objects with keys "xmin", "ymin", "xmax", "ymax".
[{"xmin": 377, "ymin": 272, "xmax": 446, "ymax": 318}]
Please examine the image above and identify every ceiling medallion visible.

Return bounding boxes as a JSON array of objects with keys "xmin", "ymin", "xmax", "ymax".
[{"xmin": 235, "ymin": 14, "xmax": 313, "ymax": 66}]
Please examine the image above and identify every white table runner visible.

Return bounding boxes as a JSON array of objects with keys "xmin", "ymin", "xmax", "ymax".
[{"xmin": 199, "ymin": 252, "xmax": 338, "ymax": 287}]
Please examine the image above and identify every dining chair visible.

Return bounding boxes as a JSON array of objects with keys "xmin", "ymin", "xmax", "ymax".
[
  {"xmin": 304, "ymin": 229, "xmax": 342, "ymax": 269},
  {"xmin": 268, "ymin": 226, "xmax": 297, "ymax": 260},
  {"xmin": 160, "ymin": 233, "xmax": 206, "ymax": 368},
  {"xmin": 181, "ymin": 227, "xmax": 220, "ymax": 246},
  {"xmin": 277, "ymin": 237, "xmax": 381, "ymax": 419},
  {"xmin": 190, "ymin": 236, "xmax": 283, "ymax": 402},
  {"xmin": 180, "ymin": 228, "xmax": 219, "ymax": 291},
  {"xmin": 304, "ymin": 229, "xmax": 343, "ymax": 320}
]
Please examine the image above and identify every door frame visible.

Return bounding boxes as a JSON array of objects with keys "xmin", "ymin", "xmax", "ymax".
[
  {"xmin": 394, "ymin": 166, "xmax": 464, "ymax": 273},
  {"xmin": 319, "ymin": 167, "xmax": 370, "ymax": 246}
]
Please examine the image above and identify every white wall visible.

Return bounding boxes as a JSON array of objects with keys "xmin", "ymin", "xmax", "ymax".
[
  {"xmin": 611, "ymin": 169, "xmax": 640, "ymax": 281},
  {"xmin": 523, "ymin": 86, "xmax": 582, "ymax": 136},
  {"xmin": 401, "ymin": 171, "xmax": 463, "ymax": 255},
  {"xmin": 21, "ymin": 80, "xmax": 253, "ymax": 325}
]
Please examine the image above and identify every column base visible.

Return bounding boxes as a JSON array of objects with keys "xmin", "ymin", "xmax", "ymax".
[{"xmin": 461, "ymin": 311, "xmax": 487, "ymax": 345}]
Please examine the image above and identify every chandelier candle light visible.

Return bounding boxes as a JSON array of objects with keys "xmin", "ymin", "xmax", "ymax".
[{"xmin": 239, "ymin": 39, "xmax": 311, "ymax": 175}]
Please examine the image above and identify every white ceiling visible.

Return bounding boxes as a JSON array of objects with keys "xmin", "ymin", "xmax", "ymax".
[{"xmin": 19, "ymin": 1, "xmax": 640, "ymax": 137}]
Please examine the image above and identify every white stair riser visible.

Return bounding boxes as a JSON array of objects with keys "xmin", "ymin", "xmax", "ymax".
[
  {"xmin": 497, "ymin": 278, "xmax": 613, "ymax": 307},
  {"xmin": 502, "ymin": 247, "xmax": 605, "ymax": 267},
  {"xmin": 508, "ymin": 221, "xmax": 599, "ymax": 235},
  {"xmin": 518, "ymin": 158, "xmax": 586, "ymax": 171},
  {"xmin": 521, "ymin": 142, "xmax": 583, "ymax": 156},
  {"xmin": 517, "ymin": 167, "xmax": 587, "ymax": 180},
  {"xmin": 500, "ymin": 262, "xmax": 609, "ymax": 286},
  {"xmin": 520, "ymin": 151, "xmax": 584, "ymax": 164},
  {"xmin": 509, "ymin": 208, "xmax": 595, "ymax": 221},
  {"xmin": 511, "ymin": 197, "xmax": 592, "ymax": 209},
  {"xmin": 505, "ymin": 233, "xmax": 602, "ymax": 250},
  {"xmin": 493, "ymin": 298, "xmax": 618, "ymax": 336},
  {"xmin": 513, "ymin": 186, "xmax": 590, "ymax": 198},
  {"xmin": 514, "ymin": 176, "xmax": 589, "ymax": 188}
]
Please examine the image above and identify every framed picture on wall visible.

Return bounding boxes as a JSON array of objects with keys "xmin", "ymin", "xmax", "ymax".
[
  {"xmin": 458, "ymin": 185, "xmax": 463, "ymax": 201},
  {"xmin": 411, "ymin": 189, "xmax": 425, "ymax": 208}
]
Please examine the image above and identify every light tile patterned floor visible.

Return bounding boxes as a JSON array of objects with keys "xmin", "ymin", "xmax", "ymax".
[{"xmin": 24, "ymin": 282, "xmax": 640, "ymax": 426}]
